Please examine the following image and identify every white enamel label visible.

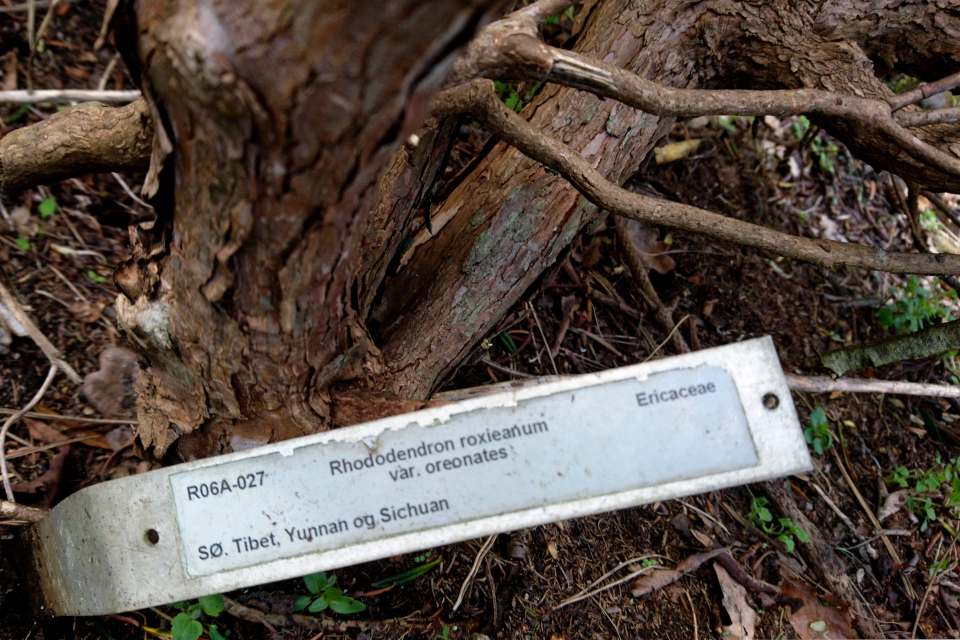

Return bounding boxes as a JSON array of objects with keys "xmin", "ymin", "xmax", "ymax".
[{"xmin": 170, "ymin": 364, "xmax": 757, "ymax": 577}]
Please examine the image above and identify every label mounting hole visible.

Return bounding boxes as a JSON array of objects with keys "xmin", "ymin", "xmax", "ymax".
[
  {"xmin": 762, "ymin": 393, "xmax": 779, "ymax": 410},
  {"xmin": 145, "ymin": 528, "xmax": 160, "ymax": 545}
]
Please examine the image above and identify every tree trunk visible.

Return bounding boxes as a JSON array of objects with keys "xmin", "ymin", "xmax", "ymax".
[
  {"xmin": 373, "ymin": 0, "xmax": 960, "ymax": 399},
  {"xmin": 110, "ymin": 0, "xmax": 960, "ymax": 457},
  {"xmin": 115, "ymin": 0, "xmax": 501, "ymax": 459}
]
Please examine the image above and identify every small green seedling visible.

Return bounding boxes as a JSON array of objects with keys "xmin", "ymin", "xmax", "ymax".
[
  {"xmin": 294, "ymin": 572, "xmax": 366, "ymax": 615},
  {"xmin": 87, "ymin": 270, "xmax": 108, "ymax": 284},
  {"xmin": 436, "ymin": 625, "xmax": 453, "ymax": 640},
  {"xmin": 37, "ymin": 197, "xmax": 57, "ymax": 220},
  {"xmin": 371, "ymin": 556, "xmax": 442, "ymax": 589},
  {"xmin": 749, "ymin": 496, "xmax": 810, "ymax": 553},
  {"xmin": 885, "ymin": 455, "xmax": 960, "ymax": 531},
  {"xmin": 169, "ymin": 594, "xmax": 229, "ymax": 640},
  {"xmin": 804, "ymin": 406, "xmax": 833, "ymax": 455},
  {"xmin": 15, "ymin": 237, "xmax": 31, "ymax": 251},
  {"xmin": 877, "ymin": 275, "xmax": 956, "ymax": 334}
]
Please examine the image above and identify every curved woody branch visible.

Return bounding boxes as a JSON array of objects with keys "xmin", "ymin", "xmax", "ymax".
[
  {"xmin": 434, "ymin": 80, "xmax": 960, "ymax": 276},
  {"xmin": 451, "ymin": 18, "xmax": 960, "ymax": 187}
]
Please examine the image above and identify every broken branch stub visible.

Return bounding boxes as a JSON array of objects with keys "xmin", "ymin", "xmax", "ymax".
[{"xmin": 0, "ymin": 98, "xmax": 152, "ymax": 194}]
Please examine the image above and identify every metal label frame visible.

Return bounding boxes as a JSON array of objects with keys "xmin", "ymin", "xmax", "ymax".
[{"xmin": 24, "ymin": 336, "xmax": 810, "ymax": 615}]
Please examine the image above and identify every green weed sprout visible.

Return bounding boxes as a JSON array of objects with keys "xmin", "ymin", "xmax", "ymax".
[
  {"xmin": 170, "ymin": 594, "xmax": 229, "ymax": 640},
  {"xmin": 749, "ymin": 496, "xmax": 810, "ymax": 553},
  {"xmin": 886, "ymin": 455, "xmax": 960, "ymax": 532},
  {"xmin": 877, "ymin": 275, "xmax": 956, "ymax": 334},
  {"xmin": 295, "ymin": 572, "xmax": 366, "ymax": 615},
  {"xmin": 804, "ymin": 406, "xmax": 833, "ymax": 455}
]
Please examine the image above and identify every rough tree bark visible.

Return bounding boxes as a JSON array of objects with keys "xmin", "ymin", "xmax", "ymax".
[
  {"xmin": 3, "ymin": 0, "xmax": 959, "ymax": 460},
  {"xmin": 111, "ymin": 0, "xmax": 503, "ymax": 459}
]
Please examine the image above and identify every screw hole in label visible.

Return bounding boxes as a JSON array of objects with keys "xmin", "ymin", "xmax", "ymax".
[
  {"xmin": 762, "ymin": 393, "xmax": 779, "ymax": 410},
  {"xmin": 145, "ymin": 528, "xmax": 160, "ymax": 545}
]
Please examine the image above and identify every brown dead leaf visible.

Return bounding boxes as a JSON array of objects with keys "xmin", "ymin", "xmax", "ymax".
[
  {"xmin": 23, "ymin": 417, "xmax": 68, "ymax": 444},
  {"xmin": 82, "ymin": 346, "xmax": 139, "ymax": 417},
  {"xmin": 11, "ymin": 446, "xmax": 71, "ymax": 507},
  {"xmin": 631, "ymin": 548, "xmax": 725, "ymax": 597},
  {"xmin": 878, "ymin": 489, "xmax": 908, "ymax": 522},
  {"xmin": 581, "ymin": 236, "xmax": 603, "ymax": 268},
  {"xmin": 68, "ymin": 300, "xmax": 107, "ymax": 324},
  {"xmin": 715, "ymin": 564, "xmax": 756, "ymax": 640},
  {"xmin": 10, "ymin": 206, "xmax": 38, "ymax": 239},
  {"xmin": 782, "ymin": 579, "xmax": 855, "ymax": 640},
  {"xmin": 1, "ymin": 51, "xmax": 16, "ymax": 91},
  {"xmin": 620, "ymin": 218, "xmax": 675, "ymax": 274}
]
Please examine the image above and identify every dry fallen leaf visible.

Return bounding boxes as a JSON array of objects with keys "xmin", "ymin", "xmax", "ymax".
[
  {"xmin": 654, "ymin": 139, "xmax": 703, "ymax": 164},
  {"xmin": 715, "ymin": 564, "xmax": 757, "ymax": 640},
  {"xmin": 620, "ymin": 218, "xmax": 675, "ymax": 274},
  {"xmin": 581, "ymin": 235, "xmax": 603, "ymax": 268},
  {"xmin": 11, "ymin": 446, "xmax": 71, "ymax": 507},
  {"xmin": 782, "ymin": 578, "xmax": 855, "ymax": 640},
  {"xmin": 24, "ymin": 417, "xmax": 68, "ymax": 444},
  {"xmin": 82, "ymin": 346, "xmax": 139, "ymax": 417},
  {"xmin": 10, "ymin": 206, "xmax": 38, "ymax": 239},
  {"xmin": 631, "ymin": 548, "xmax": 725, "ymax": 597},
  {"xmin": 878, "ymin": 489, "xmax": 908, "ymax": 522},
  {"xmin": 69, "ymin": 300, "xmax": 108, "ymax": 324},
  {"xmin": 1, "ymin": 51, "xmax": 16, "ymax": 91}
]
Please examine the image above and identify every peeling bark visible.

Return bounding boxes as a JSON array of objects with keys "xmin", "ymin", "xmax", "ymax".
[
  {"xmin": 116, "ymin": 0, "xmax": 501, "ymax": 458},
  {"xmin": 376, "ymin": 0, "xmax": 960, "ymax": 398}
]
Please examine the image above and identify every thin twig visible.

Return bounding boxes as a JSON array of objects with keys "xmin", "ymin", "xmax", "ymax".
[
  {"xmin": 923, "ymin": 191, "xmax": 960, "ymax": 229},
  {"xmin": 912, "ymin": 535, "xmax": 947, "ymax": 638},
  {"xmin": 222, "ymin": 596, "xmax": 390, "ymax": 631},
  {"xmin": 0, "ymin": 364, "xmax": 58, "ymax": 502},
  {"xmin": 0, "ymin": 281, "xmax": 81, "ymax": 383},
  {"xmin": 452, "ymin": 534, "xmax": 497, "ymax": 611},
  {"xmin": 642, "ymin": 314, "xmax": 690, "ymax": 363},
  {"xmin": 557, "ymin": 553, "xmax": 668, "ymax": 608},
  {"xmin": 891, "ymin": 72, "xmax": 960, "ymax": 111},
  {"xmin": 112, "ymin": 172, "xmax": 152, "ymax": 209},
  {"xmin": 0, "ymin": 0, "xmax": 52, "ymax": 13},
  {"xmin": 830, "ymin": 447, "xmax": 916, "ymax": 599},
  {"xmin": 683, "ymin": 588, "xmax": 698, "ymax": 640},
  {"xmin": 32, "ymin": 0, "xmax": 62, "ymax": 52},
  {"xmin": 556, "ymin": 565, "xmax": 658, "ymax": 609},
  {"xmin": 679, "ymin": 499, "xmax": 731, "ymax": 535},
  {"xmin": 0, "ymin": 89, "xmax": 141, "ymax": 104},
  {"xmin": 47, "ymin": 262, "xmax": 89, "ymax": 303},
  {"xmin": 786, "ymin": 375, "xmax": 960, "ymax": 398},
  {"xmin": 897, "ymin": 106, "xmax": 960, "ymax": 128},
  {"xmin": 0, "ymin": 498, "xmax": 47, "ymax": 523},
  {"xmin": 835, "ymin": 530, "xmax": 912, "ymax": 551},
  {"xmin": 810, "ymin": 483, "xmax": 866, "ymax": 543},
  {"xmin": 614, "ymin": 216, "xmax": 689, "ymax": 353},
  {"xmin": 529, "ymin": 302, "xmax": 559, "ymax": 375},
  {"xmin": 97, "ymin": 52, "xmax": 121, "ymax": 91},
  {"xmin": 26, "ymin": 0, "xmax": 36, "ymax": 90},
  {"xmin": 0, "ymin": 407, "xmax": 133, "ymax": 424},
  {"xmin": 479, "ymin": 357, "xmax": 533, "ymax": 379},
  {"xmin": 5, "ymin": 434, "xmax": 102, "ymax": 460}
]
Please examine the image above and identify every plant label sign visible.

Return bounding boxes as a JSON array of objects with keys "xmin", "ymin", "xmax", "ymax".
[{"xmin": 21, "ymin": 336, "xmax": 809, "ymax": 616}]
